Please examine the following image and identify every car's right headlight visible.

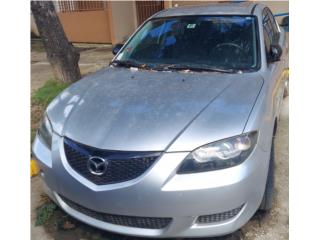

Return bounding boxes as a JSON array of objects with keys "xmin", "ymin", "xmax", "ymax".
[
  {"xmin": 177, "ymin": 131, "xmax": 258, "ymax": 174},
  {"xmin": 38, "ymin": 114, "xmax": 53, "ymax": 149}
]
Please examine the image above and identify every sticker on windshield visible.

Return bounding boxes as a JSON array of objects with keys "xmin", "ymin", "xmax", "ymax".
[{"xmin": 187, "ymin": 23, "xmax": 196, "ymax": 29}]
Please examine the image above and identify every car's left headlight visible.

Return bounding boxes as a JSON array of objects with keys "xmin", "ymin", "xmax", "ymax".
[
  {"xmin": 177, "ymin": 131, "xmax": 258, "ymax": 174},
  {"xmin": 38, "ymin": 114, "xmax": 53, "ymax": 149}
]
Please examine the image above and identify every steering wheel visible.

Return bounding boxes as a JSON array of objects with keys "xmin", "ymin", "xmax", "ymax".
[
  {"xmin": 210, "ymin": 42, "xmax": 247, "ymax": 67},
  {"xmin": 212, "ymin": 42, "xmax": 246, "ymax": 55}
]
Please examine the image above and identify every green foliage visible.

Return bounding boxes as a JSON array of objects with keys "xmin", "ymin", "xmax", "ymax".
[
  {"xmin": 32, "ymin": 79, "xmax": 69, "ymax": 107},
  {"xmin": 31, "ymin": 79, "xmax": 70, "ymax": 143},
  {"xmin": 31, "ymin": 129, "xmax": 37, "ymax": 144},
  {"xmin": 35, "ymin": 201, "xmax": 58, "ymax": 226}
]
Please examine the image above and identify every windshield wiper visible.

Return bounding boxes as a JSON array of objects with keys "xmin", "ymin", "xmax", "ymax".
[
  {"xmin": 111, "ymin": 61, "xmax": 239, "ymax": 73},
  {"xmin": 111, "ymin": 59, "xmax": 148, "ymax": 69},
  {"xmin": 165, "ymin": 64, "xmax": 239, "ymax": 73}
]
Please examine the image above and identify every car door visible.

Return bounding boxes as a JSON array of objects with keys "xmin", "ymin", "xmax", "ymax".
[{"xmin": 263, "ymin": 7, "xmax": 287, "ymax": 120}]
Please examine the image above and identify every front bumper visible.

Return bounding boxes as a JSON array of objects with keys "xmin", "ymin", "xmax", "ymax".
[{"xmin": 32, "ymin": 133, "xmax": 270, "ymax": 238}]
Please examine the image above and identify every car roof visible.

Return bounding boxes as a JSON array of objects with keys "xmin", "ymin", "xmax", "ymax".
[{"xmin": 155, "ymin": 2, "xmax": 260, "ymax": 18}]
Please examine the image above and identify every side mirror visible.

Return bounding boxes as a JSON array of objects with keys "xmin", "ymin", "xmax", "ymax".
[
  {"xmin": 269, "ymin": 44, "xmax": 283, "ymax": 62},
  {"xmin": 112, "ymin": 43, "xmax": 124, "ymax": 55}
]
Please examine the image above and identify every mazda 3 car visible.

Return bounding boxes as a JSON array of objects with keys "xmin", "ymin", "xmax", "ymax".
[{"xmin": 32, "ymin": 2, "xmax": 288, "ymax": 238}]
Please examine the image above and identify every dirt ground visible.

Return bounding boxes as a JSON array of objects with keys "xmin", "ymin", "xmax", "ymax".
[
  {"xmin": 30, "ymin": 41, "xmax": 288, "ymax": 240},
  {"xmin": 31, "ymin": 41, "xmax": 114, "ymax": 93}
]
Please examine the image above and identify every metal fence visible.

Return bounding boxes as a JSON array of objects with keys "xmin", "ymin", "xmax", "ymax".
[
  {"xmin": 136, "ymin": 1, "xmax": 164, "ymax": 25},
  {"xmin": 54, "ymin": 1, "xmax": 107, "ymax": 13}
]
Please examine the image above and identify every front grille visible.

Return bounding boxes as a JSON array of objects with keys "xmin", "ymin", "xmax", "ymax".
[
  {"xmin": 64, "ymin": 137, "xmax": 161, "ymax": 185},
  {"xmin": 59, "ymin": 195, "xmax": 172, "ymax": 229},
  {"xmin": 197, "ymin": 205, "xmax": 243, "ymax": 224}
]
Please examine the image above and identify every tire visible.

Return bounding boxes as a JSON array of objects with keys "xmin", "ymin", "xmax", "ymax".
[{"xmin": 259, "ymin": 138, "xmax": 275, "ymax": 211}]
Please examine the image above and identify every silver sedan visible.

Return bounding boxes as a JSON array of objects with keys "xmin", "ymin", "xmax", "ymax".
[{"xmin": 32, "ymin": 2, "xmax": 288, "ymax": 238}]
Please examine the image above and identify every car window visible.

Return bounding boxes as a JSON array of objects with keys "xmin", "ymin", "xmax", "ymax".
[
  {"xmin": 267, "ymin": 8, "xmax": 280, "ymax": 42},
  {"xmin": 263, "ymin": 8, "xmax": 279, "ymax": 46},
  {"xmin": 116, "ymin": 15, "xmax": 259, "ymax": 71}
]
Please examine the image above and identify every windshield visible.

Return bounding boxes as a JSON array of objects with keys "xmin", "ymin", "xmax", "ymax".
[{"xmin": 115, "ymin": 15, "xmax": 259, "ymax": 71}]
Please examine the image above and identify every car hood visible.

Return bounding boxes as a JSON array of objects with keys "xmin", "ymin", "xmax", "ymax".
[{"xmin": 47, "ymin": 67, "xmax": 263, "ymax": 151}]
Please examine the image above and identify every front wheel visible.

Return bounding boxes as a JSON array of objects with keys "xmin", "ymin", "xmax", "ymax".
[{"xmin": 259, "ymin": 138, "xmax": 275, "ymax": 211}]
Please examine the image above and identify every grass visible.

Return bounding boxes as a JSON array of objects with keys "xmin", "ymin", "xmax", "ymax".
[
  {"xmin": 32, "ymin": 79, "xmax": 70, "ymax": 106},
  {"xmin": 31, "ymin": 79, "xmax": 70, "ymax": 143},
  {"xmin": 35, "ymin": 201, "xmax": 58, "ymax": 226}
]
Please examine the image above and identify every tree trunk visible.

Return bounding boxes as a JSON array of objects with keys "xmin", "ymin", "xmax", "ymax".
[{"xmin": 31, "ymin": 1, "xmax": 81, "ymax": 83}]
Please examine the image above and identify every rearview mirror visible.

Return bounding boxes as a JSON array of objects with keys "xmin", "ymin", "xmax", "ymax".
[
  {"xmin": 269, "ymin": 44, "xmax": 283, "ymax": 62},
  {"xmin": 112, "ymin": 43, "xmax": 124, "ymax": 55}
]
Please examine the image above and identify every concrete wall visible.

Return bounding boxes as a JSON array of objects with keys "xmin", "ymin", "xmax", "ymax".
[
  {"xmin": 31, "ymin": 14, "xmax": 39, "ymax": 37},
  {"xmin": 31, "ymin": 1, "xmax": 137, "ymax": 44},
  {"xmin": 57, "ymin": 10, "xmax": 112, "ymax": 43},
  {"xmin": 260, "ymin": 1, "xmax": 288, "ymax": 13},
  {"xmin": 109, "ymin": 1, "xmax": 138, "ymax": 44},
  {"xmin": 31, "ymin": 1, "xmax": 288, "ymax": 44},
  {"xmin": 259, "ymin": 1, "xmax": 288, "ymax": 22}
]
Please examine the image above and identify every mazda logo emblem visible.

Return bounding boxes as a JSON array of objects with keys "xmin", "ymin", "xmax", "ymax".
[{"xmin": 87, "ymin": 156, "xmax": 108, "ymax": 176}]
